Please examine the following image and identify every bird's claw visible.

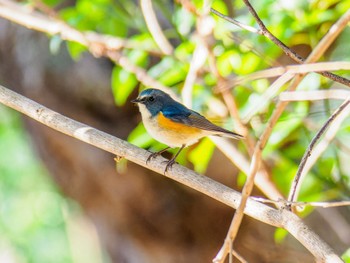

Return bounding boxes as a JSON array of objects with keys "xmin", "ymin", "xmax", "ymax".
[
  {"xmin": 146, "ymin": 152, "xmax": 160, "ymax": 164},
  {"xmin": 163, "ymin": 159, "xmax": 177, "ymax": 174}
]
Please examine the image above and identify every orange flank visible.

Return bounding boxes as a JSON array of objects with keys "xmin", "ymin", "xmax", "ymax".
[{"xmin": 157, "ymin": 112, "xmax": 201, "ymax": 134}]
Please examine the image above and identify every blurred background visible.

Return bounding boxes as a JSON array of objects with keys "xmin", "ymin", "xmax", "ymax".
[{"xmin": 0, "ymin": 0, "xmax": 349, "ymax": 262}]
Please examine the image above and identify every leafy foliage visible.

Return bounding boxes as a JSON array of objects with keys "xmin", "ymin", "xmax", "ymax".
[
  {"xmin": 5, "ymin": 0, "xmax": 350, "ymax": 260},
  {"xmin": 55, "ymin": 0, "xmax": 350, "ymax": 200}
]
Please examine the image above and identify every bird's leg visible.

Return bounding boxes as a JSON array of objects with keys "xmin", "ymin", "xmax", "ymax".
[
  {"xmin": 164, "ymin": 144, "xmax": 186, "ymax": 173},
  {"xmin": 146, "ymin": 146, "xmax": 171, "ymax": 164}
]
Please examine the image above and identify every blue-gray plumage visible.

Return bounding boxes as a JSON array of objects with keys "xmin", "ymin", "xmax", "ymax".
[{"xmin": 132, "ymin": 89, "xmax": 243, "ymax": 173}]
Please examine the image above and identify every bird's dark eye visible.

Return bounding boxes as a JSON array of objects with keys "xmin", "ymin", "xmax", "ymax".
[{"xmin": 148, "ymin": 96, "xmax": 155, "ymax": 102}]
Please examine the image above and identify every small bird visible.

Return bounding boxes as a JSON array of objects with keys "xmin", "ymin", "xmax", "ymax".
[{"xmin": 132, "ymin": 89, "xmax": 243, "ymax": 173}]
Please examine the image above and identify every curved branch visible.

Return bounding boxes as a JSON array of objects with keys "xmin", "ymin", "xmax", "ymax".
[
  {"xmin": 140, "ymin": 0, "xmax": 173, "ymax": 55},
  {"xmin": 213, "ymin": 2, "xmax": 350, "ymax": 261},
  {"xmin": 288, "ymin": 98, "xmax": 350, "ymax": 208},
  {"xmin": 211, "ymin": 5, "xmax": 350, "ymax": 87},
  {"xmin": 218, "ymin": 61, "xmax": 350, "ymax": 91},
  {"xmin": 0, "ymin": 0, "xmax": 161, "ymax": 55}
]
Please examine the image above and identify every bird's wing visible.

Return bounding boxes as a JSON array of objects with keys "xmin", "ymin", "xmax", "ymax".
[{"xmin": 162, "ymin": 106, "xmax": 243, "ymax": 140}]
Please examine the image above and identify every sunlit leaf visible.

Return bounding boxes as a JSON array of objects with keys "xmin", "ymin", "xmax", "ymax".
[
  {"xmin": 342, "ymin": 247, "xmax": 350, "ymax": 263},
  {"xmin": 66, "ymin": 41, "xmax": 87, "ymax": 60},
  {"xmin": 127, "ymin": 122, "xmax": 153, "ymax": 148},
  {"xmin": 274, "ymin": 228, "xmax": 288, "ymax": 244},
  {"xmin": 112, "ymin": 67, "xmax": 138, "ymax": 106},
  {"xmin": 112, "ymin": 50, "xmax": 148, "ymax": 106},
  {"xmin": 188, "ymin": 138, "xmax": 215, "ymax": 174}
]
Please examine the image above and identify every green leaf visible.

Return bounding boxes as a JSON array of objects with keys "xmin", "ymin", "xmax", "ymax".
[
  {"xmin": 127, "ymin": 122, "xmax": 153, "ymax": 148},
  {"xmin": 112, "ymin": 67, "xmax": 138, "ymax": 106},
  {"xmin": 188, "ymin": 138, "xmax": 215, "ymax": 174},
  {"xmin": 236, "ymin": 171, "xmax": 246, "ymax": 188},
  {"xmin": 342, "ymin": 247, "xmax": 350, "ymax": 263},
  {"xmin": 42, "ymin": 0, "xmax": 64, "ymax": 7},
  {"xmin": 174, "ymin": 41, "xmax": 195, "ymax": 60},
  {"xmin": 147, "ymin": 57, "xmax": 187, "ymax": 87},
  {"xmin": 274, "ymin": 228, "xmax": 288, "ymax": 244},
  {"xmin": 66, "ymin": 41, "xmax": 87, "ymax": 60},
  {"xmin": 217, "ymin": 50, "xmax": 241, "ymax": 76},
  {"xmin": 264, "ymin": 102, "xmax": 309, "ymax": 155},
  {"xmin": 112, "ymin": 50, "xmax": 148, "ymax": 106}
]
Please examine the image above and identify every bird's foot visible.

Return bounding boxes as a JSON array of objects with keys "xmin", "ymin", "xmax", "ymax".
[
  {"xmin": 163, "ymin": 159, "xmax": 177, "ymax": 174},
  {"xmin": 146, "ymin": 151, "xmax": 161, "ymax": 164},
  {"xmin": 146, "ymin": 147, "xmax": 171, "ymax": 165}
]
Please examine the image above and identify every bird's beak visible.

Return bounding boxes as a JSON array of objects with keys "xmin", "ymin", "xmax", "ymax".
[{"xmin": 131, "ymin": 98, "xmax": 141, "ymax": 103}]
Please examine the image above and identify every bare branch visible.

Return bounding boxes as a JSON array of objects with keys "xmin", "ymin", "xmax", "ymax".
[
  {"xmin": 211, "ymin": 5, "xmax": 350, "ymax": 87},
  {"xmin": 280, "ymin": 90, "xmax": 350, "ymax": 101},
  {"xmin": 0, "ymin": 2, "xmax": 346, "ymax": 262},
  {"xmin": 307, "ymin": 9, "xmax": 350, "ymax": 62},
  {"xmin": 140, "ymin": 0, "xmax": 174, "ymax": 55},
  {"xmin": 211, "ymin": 137, "xmax": 283, "ymax": 199},
  {"xmin": 231, "ymin": 249, "xmax": 248, "ymax": 263},
  {"xmin": 213, "ymin": 2, "xmax": 350, "ymax": 262},
  {"xmin": 242, "ymin": 73, "xmax": 294, "ymax": 122},
  {"xmin": 242, "ymin": 0, "xmax": 350, "ymax": 87},
  {"xmin": 218, "ymin": 61, "xmax": 350, "ymax": 91},
  {"xmin": 181, "ymin": 8, "xmax": 212, "ymax": 107},
  {"xmin": 210, "ymin": 8, "xmax": 261, "ymax": 34},
  {"xmin": 207, "ymin": 33, "xmax": 283, "ymax": 202},
  {"xmin": 182, "ymin": 2, "xmax": 283, "ymax": 211},
  {"xmin": 236, "ymin": 61, "xmax": 350, "ymax": 122},
  {"xmin": 0, "ymin": 83, "xmax": 342, "ymax": 263},
  {"xmin": 287, "ymin": 98, "xmax": 350, "ymax": 208},
  {"xmin": 252, "ymin": 197, "xmax": 350, "ymax": 209},
  {"xmin": 0, "ymin": 0, "xmax": 161, "ymax": 54}
]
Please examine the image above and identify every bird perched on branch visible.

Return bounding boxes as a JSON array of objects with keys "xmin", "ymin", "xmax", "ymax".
[{"xmin": 132, "ymin": 89, "xmax": 243, "ymax": 173}]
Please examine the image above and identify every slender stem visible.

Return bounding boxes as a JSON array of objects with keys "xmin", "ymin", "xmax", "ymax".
[
  {"xmin": 288, "ymin": 98, "xmax": 350, "ymax": 208},
  {"xmin": 211, "ymin": 5, "xmax": 350, "ymax": 87}
]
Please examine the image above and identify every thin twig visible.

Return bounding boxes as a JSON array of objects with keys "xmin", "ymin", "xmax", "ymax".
[
  {"xmin": 242, "ymin": 0, "xmax": 350, "ymax": 87},
  {"xmin": 176, "ymin": 0, "xmax": 200, "ymax": 16},
  {"xmin": 213, "ymin": 1, "xmax": 350, "ymax": 262},
  {"xmin": 242, "ymin": 72, "xmax": 294, "ymax": 122},
  {"xmin": 252, "ymin": 197, "xmax": 350, "ymax": 209},
  {"xmin": 184, "ymin": 3, "xmax": 282, "ymax": 212},
  {"xmin": 32, "ymin": 0, "xmax": 59, "ymax": 18},
  {"xmin": 0, "ymin": 2, "xmax": 346, "ymax": 262},
  {"xmin": 242, "ymin": 0, "xmax": 302, "ymax": 62},
  {"xmin": 210, "ymin": 8, "xmax": 261, "ymax": 34},
  {"xmin": 0, "ymin": 1, "xmax": 178, "ymax": 98},
  {"xmin": 307, "ymin": 9, "xmax": 350, "ymax": 62},
  {"xmin": 140, "ymin": 0, "xmax": 173, "ymax": 55},
  {"xmin": 0, "ymin": 0, "xmax": 281, "ymax": 207},
  {"xmin": 0, "ymin": 0, "xmax": 162, "ymax": 55},
  {"xmin": 0, "ymin": 84, "xmax": 342, "ymax": 263},
  {"xmin": 211, "ymin": 6, "xmax": 350, "ymax": 87},
  {"xmin": 181, "ymin": 1, "xmax": 212, "ymax": 107},
  {"xmin": 240, "ymin": 61, "xmax": 350, "ymax": 122},
  {"xmin": 217, "ymin": 61, "xmax": 350, "ymax": 92},
  {"xmin": 287, "ymin": 98, "xmax": 350, "ymax": 209},
  {"xmin": 106, "ymin": 51, "xmax": 175, "ymax": 95},
  {"xmin": 211, "ymin": 137, "xmax": 283, "ymax": 199},
  {"xmin": 280, "ymin": 89, "xmax": 350, "ymax": 102},
  {"xmin": 231, "ymin": 249, "xmax": 248, "ymax": 263},
  {"xmin": 207, "ymin": 30, "xmax": 282, "ymax": 200}
]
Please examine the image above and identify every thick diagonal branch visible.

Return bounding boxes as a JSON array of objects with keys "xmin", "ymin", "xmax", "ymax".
[{"xmin": 0, "ymin": 84, "xmax": 342, "ymax": 263}]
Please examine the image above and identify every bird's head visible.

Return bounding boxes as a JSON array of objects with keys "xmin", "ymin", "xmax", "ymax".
[{"xmin": 132, "ymin": 89, "xmax": 172, "ymax": 116}]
